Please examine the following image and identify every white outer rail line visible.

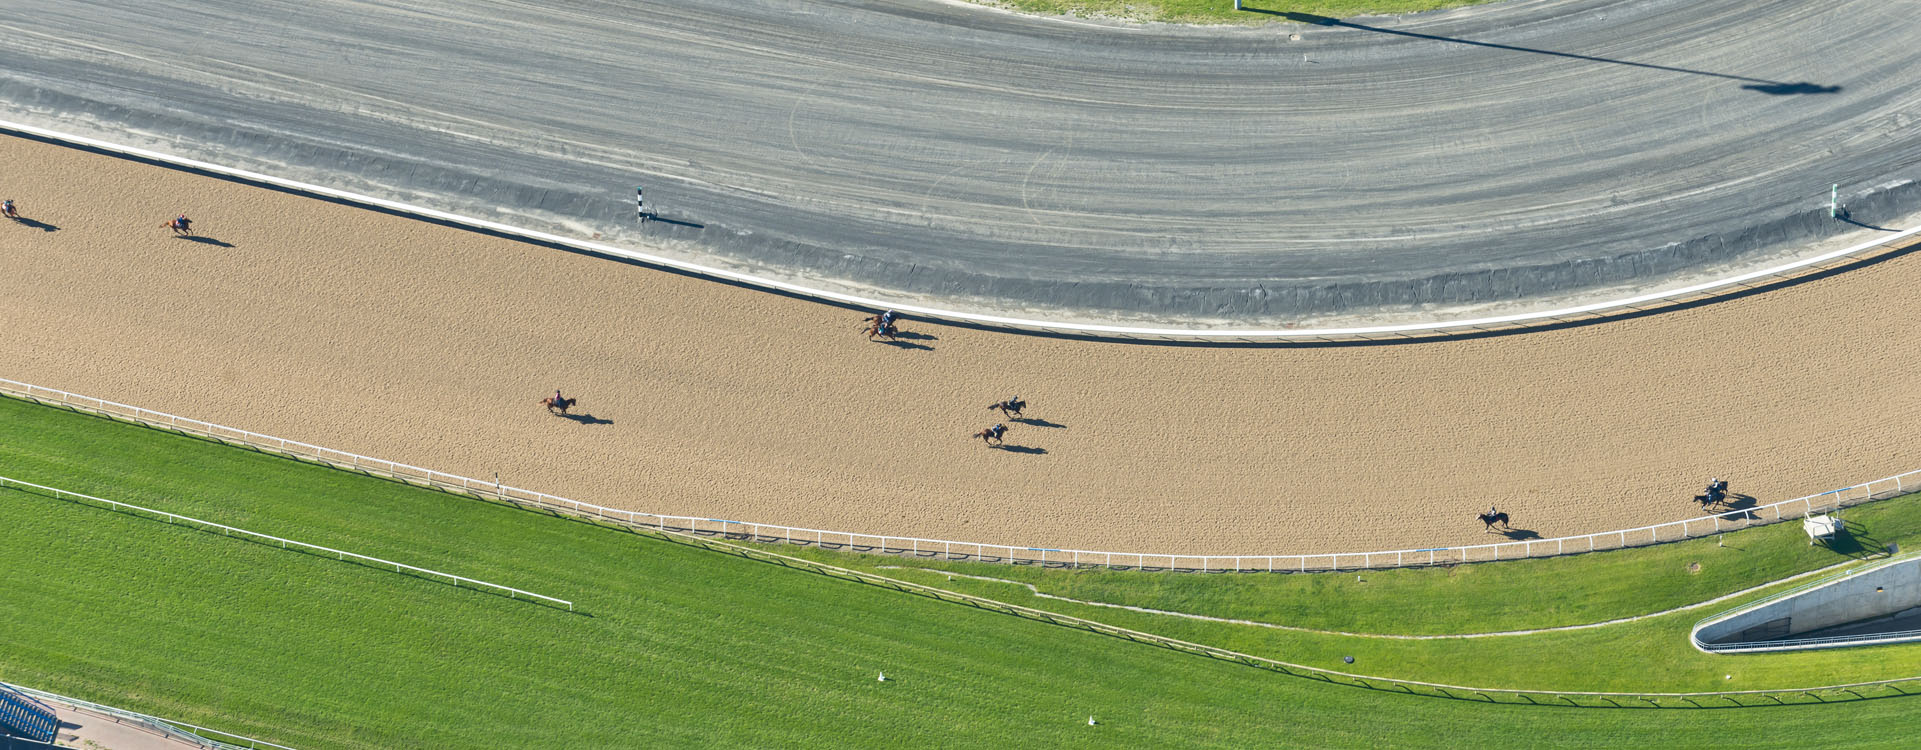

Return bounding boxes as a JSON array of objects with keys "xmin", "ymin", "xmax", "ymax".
[
  {"xmin": 2, "ymin": 680, "xmax": 297, "ymax": 750},
  {"xmin": 0, "ymin": 473, "xmax": 573, "ymax": 611},
  {"xmin": 3, "ymin": 118, "xmax": 1917, "ymax": 342},
  {"xmin": 4, "ymin": 376, "xmax": 1913, "ymax": 573}
]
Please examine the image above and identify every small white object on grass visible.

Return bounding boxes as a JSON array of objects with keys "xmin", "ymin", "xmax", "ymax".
[
  {"xmin": 878, "ymin": 671, "xmax": 887, "ymax": 682},
  {"xmin": 1088, "ymin": 716, "xmax": 1097, "ymax": 726},
  {"xmin": 1726, "ymin": 675, "xmax": 1733, "ymax": 680}
]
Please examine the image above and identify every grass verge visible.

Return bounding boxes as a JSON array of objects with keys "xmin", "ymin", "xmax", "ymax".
[{"xmin": 2, "ymin": 394, "xmax": 1918, "ymax": 747}]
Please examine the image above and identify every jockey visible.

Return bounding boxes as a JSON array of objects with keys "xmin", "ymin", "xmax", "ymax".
[
  {"xmin": 554, "ymin": 390, "xmax": 564, "ymax": 403},
  {"xmin": 2, "ymin": 199, "xmax": 15, "ymax": 217},
  {"xmin": 990, "ymin": 423, "xmax": 1007, "ymax": 440},
  {"xmin": 879, "ymin": 310, "xmax": 898, "ymax": 328},
  {"xmin": 1487, "ymin": 505, "xmax": 1498, "ymax": 517}
]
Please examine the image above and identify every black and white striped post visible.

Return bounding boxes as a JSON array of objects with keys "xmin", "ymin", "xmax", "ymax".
[{"xmin": 636, "ymin": 185, "xmax": 650, "ymax": 223}]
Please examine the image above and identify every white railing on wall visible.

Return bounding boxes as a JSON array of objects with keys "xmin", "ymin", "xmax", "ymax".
[
  {"xmin": 3, "ymin": 376, "xmax": 1911, "ymax": 572},
  {"xmin": 1, "ymin": 118, "xmax": 1916, "ymax": 343},
  {"xmin": 1, "ymin": 680, "xmax": 296, "ymax": 750}
]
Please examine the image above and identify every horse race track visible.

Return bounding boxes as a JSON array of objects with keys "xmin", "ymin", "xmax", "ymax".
[{"xmin": 1, "ymin": 134, "xmax": 1917, "ymax": 556}]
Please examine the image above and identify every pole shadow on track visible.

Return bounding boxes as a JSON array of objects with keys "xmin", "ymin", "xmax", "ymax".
[{"xmin": 1245, "ymin": 9, "xmax": 1842, "ymax": 96}]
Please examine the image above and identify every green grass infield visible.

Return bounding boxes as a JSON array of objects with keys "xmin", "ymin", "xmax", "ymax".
[{"xmin": 2, "ymin": 393, "xmax": 1918, "ymax": 748}]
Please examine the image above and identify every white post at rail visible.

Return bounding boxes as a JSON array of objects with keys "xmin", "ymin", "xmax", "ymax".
[
  {"xmin": 636, "ymin": 185, "xmax": 649, "ymax": 223},
  {"xmin": 1831, "ymin": 184, "xmax": 1839, "ymax": 218}
]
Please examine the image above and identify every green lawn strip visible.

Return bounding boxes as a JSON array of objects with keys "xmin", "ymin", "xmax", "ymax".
[
  {"xmin": 778, "ymin": 500, "xmax": 1916, "ymax": 636},
  {"xmin": 967, "ymin": 0, "xmax": 1491, "ymax": 25},
  {"xmin": 873, "ymin": 563, "xmax": 1921, "ymax": 694},
  {"xmin": 4, "ymin": 395, "xmax": 1921, "ymax": 746},
  {"xmin": 6, "ymin": 459, "xmax": 1915, "ymax": 746}
]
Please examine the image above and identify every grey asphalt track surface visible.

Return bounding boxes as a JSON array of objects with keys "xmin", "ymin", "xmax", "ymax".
[{"xmin": 2, "ymin": 0, "xmax": 1918, "ymax": 322}]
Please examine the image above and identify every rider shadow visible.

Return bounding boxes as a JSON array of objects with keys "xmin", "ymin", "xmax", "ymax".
[
  {"xmin": 1496, "ymin": 527, "xmax": 1541, "ymax": 541},
  {"xmin": 1013, "ymin": 417, "xmax": 1066, "ymax": 429},
  {"xmin": 560, "ymin": 412, "xmax": 614, "ymax": 425},
  {"xmin": 892, "ymin": 331, "xmax": 939, "ymax": 342},
  {"xmin": 1713, "ymin": 494, "xmax": 1761, "ymax": 520},
  {"xmin": 877, "ymin": 339, "xmax": 933, "ymax": 351},
  {"xmin": 175, "ymin": 235, "xmax": 236, "ymax": 248},
  {"xmin": 995, "ymin": 444, "xmax": 1048, "ymax": 455},
  {"xmin": 9, "ymin": 217, "xmax": 57, "ymax": 231}
]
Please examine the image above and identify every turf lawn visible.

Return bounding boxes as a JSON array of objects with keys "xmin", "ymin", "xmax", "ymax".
[
  {"xmin": 970, "ymin": 0, "xmax": 1491, "ymax": 25},
  {"xmin": 2, "ymin": 394, "xmax": 1919, "ymax": 748}
]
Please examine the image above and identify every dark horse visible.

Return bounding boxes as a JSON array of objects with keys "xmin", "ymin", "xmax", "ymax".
[
  {"xmin": 989, "ymin": 397, "xmax": 1026, "ymax": 419},
  {"xmin": 1477, "ymin": 511, "xmax": 1511, "ymax": 533},
  {"xmin": 1694, "ymin": 478, "xmax": 1731, "ymax": 509},
  {"xmin": 540, "ymin": 395, "xmax": 578, "ymax": 415},
  {"xmin": 973, "ymin": 423, "xmax": 1008, "ymax": 446}
]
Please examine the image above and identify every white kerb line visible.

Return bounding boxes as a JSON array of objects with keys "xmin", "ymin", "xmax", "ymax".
[{"xmin": 0, "ymin": 474, "xmax": 573, "ymax": 611}]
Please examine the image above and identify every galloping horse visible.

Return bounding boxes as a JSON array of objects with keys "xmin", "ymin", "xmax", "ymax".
[
  {"xmin": 540, "ymin": 394, "xmax": 578, "ymax": 415},
  {"xmin": 2, "ymin": 199, "xmax": 18, "ymax": 220},
  {"xmin": 989, "ymin": 397, "xmax": 1026, "ymax": 419},
  {"xmin": 1477, "ymin": 510, "xmax": 1511, "ymax": 533},
  {"xmin": 164, "ymin": 215, "xmax": 194, "ymax": 236},
  {"xmin": 1694, "ymin": 478, "xmax": 1731, "ymax": 509},
  {"xmin": 973, "ymin": 423, "xmax": 1008, "ymax": 446},
  {"xmin": 860, "ymin": 311, "xmax": 901, "ymax": 341}
]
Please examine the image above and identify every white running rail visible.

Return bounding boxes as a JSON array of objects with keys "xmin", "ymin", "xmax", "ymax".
[
  {"xmin": 0, "ymin": 471, "xmax": 572, "ymax": 610},
  {"xmin": 1, "ymin": 118, "xmax": 1916, "ymax": 342},
  {"xmin": 3, "ymin": 376, "xmax": 1911, "ymax": 572}
]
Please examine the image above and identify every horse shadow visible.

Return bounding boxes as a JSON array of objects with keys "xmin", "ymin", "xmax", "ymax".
[
  {"xmin": 1013, "ymin": 417, "xmax": 1066, "ymax": 429},
  {"xmin": 560, "ymin": 412, "xmax": 613, "ymax": 425},
  {"xmin": 1710, "ymin": 494, "xmax": 1761, "ymax": 520},
  {"xmin": 9, "ymin": 217, "xmax": 57, "ymax": 231},
  {"xmin": 995, "ymin": 444, "xmax": 1047, "ymax": 455},
  {"xmin": 1495, "ymin": 527, "xmax": 1541, "ymax": 541},
  {"xmin": 876, "ymin": 339, "xmax": 933, "ymax": 351},
  {"xmin": 175, "ymin": 235, "xmax": 236, "ymax": 248},
  {"xmin": 892, "ymin": 331, "xmax": 939, "ymax": 342}
]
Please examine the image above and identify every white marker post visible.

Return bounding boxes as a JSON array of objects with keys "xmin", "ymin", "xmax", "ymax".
[
  {"xmin": 637, "ymin": 186, "xmax": 649, "ymax": 223},
  {"xmin": 1831, "ymin": 184, "xmax": 1838, "ymax": 219}
]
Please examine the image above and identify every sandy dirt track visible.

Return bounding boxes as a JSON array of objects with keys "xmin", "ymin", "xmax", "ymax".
[{"xmin": 1, "ymin": 135, "xmax": 1916, "ymax": 556}]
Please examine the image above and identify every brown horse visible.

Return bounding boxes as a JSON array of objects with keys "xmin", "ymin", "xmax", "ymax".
[
  {"xmin": 989, "ymin": 397, "xmax": 1026, "ymax": 419},
  {"xmin": 164, "ymin": 215, "xmax": 194, "ymax": 236},
  {"xmin": 860, "ymin": 311, "xmax": 901, "ymax": 341},
  {"xmin": 861, "ymin": 319, "xmax": 899, "ymax": 341},
  {"xmin": 2, "ymin": 199, "xmax": 18, "ymax": 220},
  {"xmin": 540, "ymin": 395, "xmax": 578, "ymax": 415},
  {"xmin": 973, "ymin": 423, "xmax": 1008, "ymax": 446}
]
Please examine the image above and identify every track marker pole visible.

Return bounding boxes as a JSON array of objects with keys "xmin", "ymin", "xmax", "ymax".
[{"xmin": 1831, "ymin": 184, "xmax": 1838, "ymax": 218}]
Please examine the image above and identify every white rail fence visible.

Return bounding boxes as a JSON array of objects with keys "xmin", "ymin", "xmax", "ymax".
[
  {"xmin": 0, "ymin": 472, "xmax": 572, "ymax": 611},
  {"xmin": 2, "ymin": 117, "xmax": 1917, "ymax": 342},
  {"xmin": 1, "ymin": 680, "xmax": 296, "ymax": 750},
  {"xmin": 3, "ymin": 375, "xmax": 1912, "ymax": 573}
]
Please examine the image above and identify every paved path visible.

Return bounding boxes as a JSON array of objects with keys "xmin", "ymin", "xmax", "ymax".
[{"xmin": 1, "ymin": 0, "xmax": 1916, "ymax": 321}]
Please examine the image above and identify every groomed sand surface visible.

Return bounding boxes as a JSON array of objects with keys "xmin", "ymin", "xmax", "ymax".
[{"xmin": 1, "ymin": 135, "xmax": 1915, "ymax": 556}]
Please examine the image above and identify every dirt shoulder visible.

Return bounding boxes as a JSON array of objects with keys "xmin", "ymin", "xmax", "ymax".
[{"xmin": 1, "ymin": 135, "xmax": 1915, "ymax": 556}]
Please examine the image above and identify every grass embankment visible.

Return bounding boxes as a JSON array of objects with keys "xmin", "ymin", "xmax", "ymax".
[
  {"xmin": 792, "ymin": 502, "xmax": 1919, "ymax": 635},
  {"xmin": 968, "ymin": 0, "xmax": 1490, "ymax": 25},
  {"xmin": 2, "ymin": 394, "xmax": 1919, "ymax": 748}
]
